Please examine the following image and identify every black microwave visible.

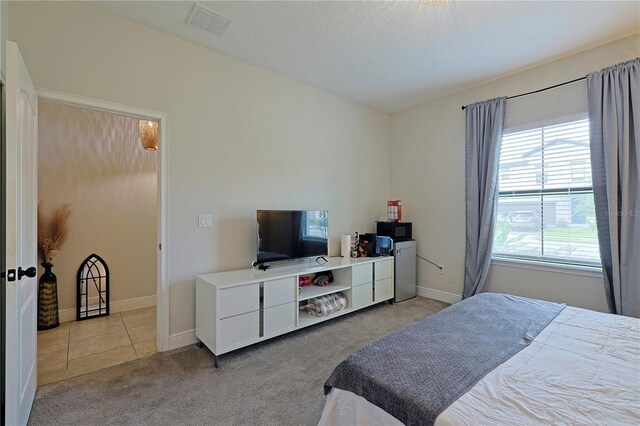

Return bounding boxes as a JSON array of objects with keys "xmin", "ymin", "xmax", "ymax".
[{"xmin": 376, "ymin": 222, "xmax": 412, "ymax": 242}]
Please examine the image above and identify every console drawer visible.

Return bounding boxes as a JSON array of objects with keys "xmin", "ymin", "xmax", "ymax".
[
  {"xmin": 218, "ymin": 311, "xmax": 259, "ymax": 350},
  {"xmin": 263, "ymin": 277, "xmax": 295, "ymax": 308},
  {"xmin": 263, "ymin": 302, "xmax": 295, "ymax": 336},
  {"xmin": 353, "ymin": 282, "xmax": 373, "ymax": 308},
  {"xmin": 218, "ymin": 283, "xmax": 260, "ymax": 319},
  {"xmin": 352, "ymin": 264, "xmax": 373, "ymax": 286},
  {"xmin": 374, "ymin": 259, "xmax": 393, "ymax": 281},
  {"xmin": 374, "ymin": 278, "xmax": 394, "ymax": 302}
]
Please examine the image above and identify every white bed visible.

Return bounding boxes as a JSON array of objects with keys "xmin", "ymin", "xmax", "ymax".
[{"xmin": 320, "ymin": 306, "xmax": 640, "ymax": 425}]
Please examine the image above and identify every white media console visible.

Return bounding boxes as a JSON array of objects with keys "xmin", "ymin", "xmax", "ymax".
[{"xmin": 195, "ymin": 256, "xmax": 394, "ymax": 366}]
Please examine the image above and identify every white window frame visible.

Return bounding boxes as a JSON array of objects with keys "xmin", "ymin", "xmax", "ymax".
[
  {"xmin": 302, "ymin": 210, "xmax": 328, "ymax": 242},
  {"xmin": 492, "ymin": 113, "xmax": 602, "ymax": 271}
]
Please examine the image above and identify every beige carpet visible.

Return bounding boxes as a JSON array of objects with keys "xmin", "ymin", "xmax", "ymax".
[{"xmin": 29, "ymin": 297, "xmax": 448, "ymax": 425}]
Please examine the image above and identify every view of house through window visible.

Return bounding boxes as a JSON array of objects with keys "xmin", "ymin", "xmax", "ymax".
[
  {"xmin": 493, "ymin": 117, "xmax": 600, "ymax": 265},
  {"xmin": 304, "ymin": 210, "xmax": 328, "ymax": 239}
]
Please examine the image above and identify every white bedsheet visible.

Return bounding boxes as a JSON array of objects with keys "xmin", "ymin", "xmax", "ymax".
[{"xmin": 319, "ymin": 306, "xmax": 640, "ymax": 425}]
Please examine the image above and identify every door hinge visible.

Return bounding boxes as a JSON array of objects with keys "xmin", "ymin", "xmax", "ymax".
[{"xmin": 159, "ymin": 243, "xmax": 162, "ymax": 251}]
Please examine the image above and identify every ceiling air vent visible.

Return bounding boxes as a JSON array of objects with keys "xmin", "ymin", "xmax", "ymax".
[{"xmin": 186, "ymin": 3, "xmax": 232, "ymax": 36}]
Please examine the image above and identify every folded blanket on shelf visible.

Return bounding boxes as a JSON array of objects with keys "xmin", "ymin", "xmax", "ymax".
[{"xmin": 306, "ymin": 293, "xmax": 347, "ymax": 317}]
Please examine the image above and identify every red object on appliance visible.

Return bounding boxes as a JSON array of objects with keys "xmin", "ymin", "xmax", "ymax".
[{"xmin": 387, "ymin": 200, "xmax": 402, "ymax": 223}]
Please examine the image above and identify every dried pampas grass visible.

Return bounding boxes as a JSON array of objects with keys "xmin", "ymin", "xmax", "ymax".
[{"xmin": 38, "ymin": 203, "xmax": 71, "ymax": 264}]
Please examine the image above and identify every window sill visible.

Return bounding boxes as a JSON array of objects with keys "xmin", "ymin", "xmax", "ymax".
[{"xmin": 491, "ymin": 256, "xmax": 603, "ymax": 278}]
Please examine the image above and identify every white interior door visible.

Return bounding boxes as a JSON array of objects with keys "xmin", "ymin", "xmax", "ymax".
[{"xmin": 4, "ymin": 41, "xmax": 38, "ymax": 426}]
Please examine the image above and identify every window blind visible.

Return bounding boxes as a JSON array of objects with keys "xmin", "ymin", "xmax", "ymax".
[{"xmin": 494, "ymin": 117, "xmax": 600, "ymax": 266}]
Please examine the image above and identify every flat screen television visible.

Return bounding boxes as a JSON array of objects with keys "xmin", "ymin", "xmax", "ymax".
[{"xmin": 257, "ymin": 210, "xmax": 328, "ymax": 264}]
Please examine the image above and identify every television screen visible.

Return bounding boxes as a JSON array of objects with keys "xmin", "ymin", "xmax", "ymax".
[{"xmin": 257, "ymin": 210, "xmax": 328, "ymax": 264}]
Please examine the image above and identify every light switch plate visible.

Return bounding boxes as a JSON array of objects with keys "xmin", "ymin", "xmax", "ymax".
[{"xmin": 198, "ymin": 214, "xmax": 212, "ymax": 228}]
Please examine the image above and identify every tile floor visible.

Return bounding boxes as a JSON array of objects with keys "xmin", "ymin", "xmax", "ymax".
[{"xmin": 37, "ymin": 306, "xmax": 157, "ymax": 386}]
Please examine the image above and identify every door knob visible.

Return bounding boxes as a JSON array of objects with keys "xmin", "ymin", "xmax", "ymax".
[
  {"xmin": 1, "ymin": 269, "xmax": 16, "ymax": 282},
  {"xmin": 18, "ymin": 266, "xmax": 37, "ymax": 279}
]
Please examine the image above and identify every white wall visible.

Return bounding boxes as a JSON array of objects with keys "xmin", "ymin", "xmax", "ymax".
[
  {"xmin": 38, "ymin": 101, "xmax": 157, "ymax": 314},
  {"xmin": 390, "ymin": 34, "xmax": 639, "ymax": 312},
  {"xmin": 9, "ymin": 2, "xmax": 390, "ymax": 336}
]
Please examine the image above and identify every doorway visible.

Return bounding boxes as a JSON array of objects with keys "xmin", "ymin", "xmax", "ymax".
[
  {"xmin": 34, "ymin": 91, "xmax": 168, "ymax": 385},
  {"xmin": 1, "ymin": 80, "xmax": 6, "ymax": 424}
]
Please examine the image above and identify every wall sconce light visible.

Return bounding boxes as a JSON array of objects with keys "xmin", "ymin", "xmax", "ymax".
[{"xmin": 139, "ymin": 119, "xmax": 158, "ymax": 151}]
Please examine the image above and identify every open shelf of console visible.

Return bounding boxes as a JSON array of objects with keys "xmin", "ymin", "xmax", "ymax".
[
  {"xmin": 298, "ymin": 282, "xmax": 351, "ymax": 301},
  {"xmin": 298, "ymin": 307, "xmax": 353, "ymax": 328}
]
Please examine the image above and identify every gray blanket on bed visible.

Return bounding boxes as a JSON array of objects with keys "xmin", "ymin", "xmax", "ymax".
[{"xmin": 324, "ymin": 292, "xmax": 565, "ymax": 426}]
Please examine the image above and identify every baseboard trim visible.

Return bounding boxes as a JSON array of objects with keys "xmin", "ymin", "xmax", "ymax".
[
  {"xmin": 416, "ymin": 286, "xmax": 461, "ymax": 305},
  {"xmin": 169, "ymin": 329, "xmax": 198, "ymax": 350},
  {"xmin": 59, "ymin": 295, "xmax": 157, "ymax": 323}
]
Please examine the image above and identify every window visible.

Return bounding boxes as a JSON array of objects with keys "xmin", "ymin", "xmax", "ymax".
[
  {"xmin": 303, "ymin": 210, "xmax": 328, "ymax": 240},
  {"xmin": 493, "ymin": 117, "xmax": 600, "ymax": 266},
  {"xmin": 570, "ymin": 159, "xmax": 589, "ymax": 182}
]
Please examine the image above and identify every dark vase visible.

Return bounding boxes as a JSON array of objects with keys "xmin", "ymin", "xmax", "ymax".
[{"xmin": 38, "ymin": 262, "xmax": 59, "ymax": 330}]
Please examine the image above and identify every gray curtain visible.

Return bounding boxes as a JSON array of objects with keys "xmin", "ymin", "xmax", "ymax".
[
  {"xmin": 587, "ymin": 57, "xmax": 640, "ymax": 318},
  {"xmin": 463, "ymin": 97, "xmax": 507, "ymax": 299}
]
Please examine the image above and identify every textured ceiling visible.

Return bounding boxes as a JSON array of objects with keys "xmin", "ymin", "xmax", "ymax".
[{"xmin": 90, "ymin": 1, "xmax": 640, "ymax": 113}]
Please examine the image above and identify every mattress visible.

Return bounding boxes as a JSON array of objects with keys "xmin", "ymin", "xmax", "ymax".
[{"xmin": 319, "ymin": 306, "xmax": 640, "ymax": 425}]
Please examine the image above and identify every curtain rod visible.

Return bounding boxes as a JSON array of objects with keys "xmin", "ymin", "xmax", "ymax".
[{"xmin": 461, "ymin": 76, "xmax": 586, "ymax": 110}]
